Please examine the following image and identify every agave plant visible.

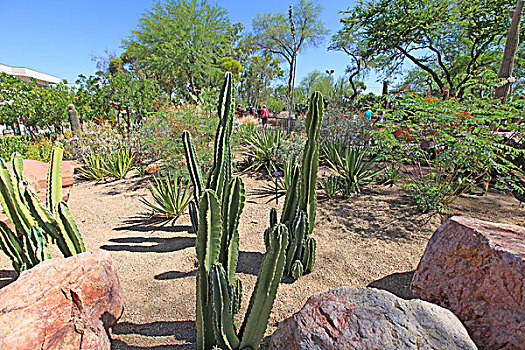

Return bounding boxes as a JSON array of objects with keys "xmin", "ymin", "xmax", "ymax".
[
  {"xmin": 77, "ymin": 152, "xmax": 108, "ymax": 180},
  {"xmin": 141, "ymin": 173, "xmax": 192, "ymax": 220},
  {"xmin": 327, "ymin": 146, "xmax": 382, "ymax": 194},
  {"xmin": 244, "ymin": 128, "xmax": 284, "ymax": 173},
  {"xmin": 321, "ymin": 175, "xmax": 340, "ymax": 199},
  {"xmin": 253, "ymin": 159, "xmax": 295, "ymax": 202},
  {"xmin": 104, "ymin": 148, "xmax": 136, "ymax": 179}
]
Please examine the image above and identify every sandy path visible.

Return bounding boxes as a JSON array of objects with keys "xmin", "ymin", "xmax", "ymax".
[{"xmin": 0, "ymin": 172, "xmax": 523, "ymax": 349}]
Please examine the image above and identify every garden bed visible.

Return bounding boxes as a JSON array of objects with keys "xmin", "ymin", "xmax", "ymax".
[{"xmin": 0, "ymin": 172, "xmax": 523, "ymax": 349}]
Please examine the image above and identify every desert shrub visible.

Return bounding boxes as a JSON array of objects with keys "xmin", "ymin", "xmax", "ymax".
[
  {"xmin": 137, "ymin": 106, "xmax": 217, "ymax": 180},
  {"xmin": 77, "ymin": 147, "xmax": 136, "ymax": 181},
  {"xmin": 63, "ymin": 122, "xmax": 128, "ymax": 161},
  {"xmin": 373, "ymin": 96, "xmax": 525, "ymax": 212},
  {"xmin": 320, "ymin": 175, "xmax": 341, "ymax": 199},
  {"xmin": 0, "ymin": 135, "xmax": 54, "ymax": 162}
]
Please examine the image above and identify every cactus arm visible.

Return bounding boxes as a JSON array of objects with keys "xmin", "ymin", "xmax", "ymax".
[
  {"xmin": 291, "ymin": 260, "xmax": 304, "ymax": 279},
  {"xmin": 0, "ymin": 221, "xmax": 28, "ymax": 273},
  {"xmin": 47, "ymin": 142, "xmax": 63, "ymax": 212},
  {"xmin": 219, "ymin": 176, "xmax": 245, "ymax": 282},
  {"xmin": 189, "ymin": 200, "xmax": 199, "ymax": 233},
  {"xmin": 303, "ymin": 237, "xmax": 316, "ymax": 273},
  {"xmin": 182, "ymin": 130, "xmax": 203, "ymax": 203},
  {"xmin": 56, "ymin": 202, "xmax": 85, "ymax": 256},
  {"xmin": 0, "ymin": 158, "xmax": 32, "ymax": 235},
  {"xmin": 239, "ymin": 224, "xmax": 288, "ymax": 349},
  {"xmin": 210, "ymin": 264, "xmax": 240, "ymax": 350},
  {"xmin": 280, "ymin": 164, "xmax": 300, "ymax": 226},
  {"xmin": 299, "ymin": 91, "xmax": 323, "ymax": 236},
  {"xmin": 206, "ymin": 72, "xmax": 234, "ymax": 199},
  {"xmin": 196, "ymin": 189, "xmax": 223, "ymax": 350}
]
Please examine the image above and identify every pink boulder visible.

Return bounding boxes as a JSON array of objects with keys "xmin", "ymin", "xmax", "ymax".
[
  {"xmin": 270, "ymin": 287, "xmax": 476, "ymax": 350},
  {"xmin": 0, "ymin": 250, "xmax": 124, "ymax": 349},
  {"xmin": 411, "ymin": 216, "xmax": 525, "ymax": 349}
]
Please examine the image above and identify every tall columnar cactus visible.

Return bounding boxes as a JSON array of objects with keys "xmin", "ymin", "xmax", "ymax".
[
  {"xmin": 280, "ymin": 91, "xmax": 323, "ymax": 279},
  {"xmin": 191, "ymin": 73, "xmax": 289, "ymax": 350},
  {"xmin": 0, "ymin": 143, "xmax": 86, "ymax": 274}
]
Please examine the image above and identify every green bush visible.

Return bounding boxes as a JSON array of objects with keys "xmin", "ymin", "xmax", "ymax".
[
  {"xmin": 373, "ymin": 96, "xmax": 525, "ymax": 212},
  {"xmin": 0, "ymin": 136, "xmax": 54, "ymax": 163}
]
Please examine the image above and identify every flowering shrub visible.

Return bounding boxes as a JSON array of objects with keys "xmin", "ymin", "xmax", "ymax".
[
  {"xmin": 0, "ymin": 135, "xmax": 53, "ymax": 162},
  {"xmin": 373, "ymin": 94, "xmax": 525, "ymax": 212}
]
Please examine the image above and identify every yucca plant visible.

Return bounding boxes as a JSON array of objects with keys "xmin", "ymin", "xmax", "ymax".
[
  {"xmin": 245, "ymin": 128, "xmax": 284, "ymax": 173},
  {"xmin": 141, "ymin": 173, "xmax": 191, "ymax": 220},
  {"xmin": 253, "ymin": 159, "xmax": 295, "ymax": 202},
  {"xmin": 327, "ymin": 146, "xmax": 382, "ymax": 194},
  {"xmin": 78, "ymin": 152, "xmax": 108, "ymax": 180},
  {"xmin": 104, "ymin": 148, "xmax": 136, "ymax": 179}
]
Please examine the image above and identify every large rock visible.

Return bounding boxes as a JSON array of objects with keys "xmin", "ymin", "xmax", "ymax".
[
  {"xmin": 411, "ymin": 216, "xmax": 525, "ymax": 349},
  {"xmin": 270, "ymin": 286, "xmax": 476, "ymax": 350},
  {"xmin": 0, "ymin": 250, "xmax": 124, "ymax": 349}
]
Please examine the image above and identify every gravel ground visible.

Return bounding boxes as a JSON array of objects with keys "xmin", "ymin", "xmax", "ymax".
[{"xmin": 0, "ymin": 172, "xmax": 523, "ymax": 349}]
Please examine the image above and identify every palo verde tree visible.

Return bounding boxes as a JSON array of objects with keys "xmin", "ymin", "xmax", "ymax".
[
  {"xmin": 253, "ymin": 0, "xmax": 328, "ymax": 113},
  {"xmin": 123, "ymin": 0, "xmax": 237, "ymax": 100},
  {"xmin": 338, "ymin": 0, "xmax": 520, "ymax": 99}
]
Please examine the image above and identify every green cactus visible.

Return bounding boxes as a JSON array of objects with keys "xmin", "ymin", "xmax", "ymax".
[
  {"xmin": 193, "ymin": 73, "xmax": 289, "ymax": 350},
  {"xmin": 0, "ymin": 144, "xmax": 86, "ymax": 274},
  {"xmin": 279, "ymin": 91, "xmax": 323, "ymax": 280}
]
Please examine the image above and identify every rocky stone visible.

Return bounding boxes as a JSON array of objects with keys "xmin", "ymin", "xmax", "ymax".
[
  {"xmin": 411, "ymin": 216, "xmax": 525, "ymax": 350},
  {"xmin": 0, "ymin": 250, "xmax": 124, "ymax": 349},
  {"xmin": 270, "ymin": 286, "xmax": 476, "ymax": 350}
]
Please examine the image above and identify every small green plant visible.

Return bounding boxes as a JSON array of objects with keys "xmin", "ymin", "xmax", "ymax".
[
  {"xmin": 141, "ymin": 173, "xmax": 191, "ymax": 220},
  {"xmin": 78, "ymin": 147, "xmax": 135, "ymax": 180},
  {"xmin": 0, "ymin": 143, "xmax": 86, "ymax": 274},
  {"xmin": 327, "ymin": 146, "xmax": 382, "ymax": 194},
  {"xmin": 78, "ymin": 152, "xmax": 108, "ymax": 180},
  {"xmin": 321, "ymin": 175, "xmax": 340, "ymax": 199},
  {"xmin": 104, "ymin": 148, "xmax": 136, "ymax": 179}
]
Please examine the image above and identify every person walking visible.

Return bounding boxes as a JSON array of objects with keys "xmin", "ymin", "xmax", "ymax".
[{"xmin": 261, "ymin": 105, "xmax": 269, "ymax": 128}]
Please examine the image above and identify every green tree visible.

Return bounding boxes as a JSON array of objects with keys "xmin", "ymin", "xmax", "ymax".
[
  {"xmin": 123, "ymin": 0, "xmax": 236, "ymax": 100},
  {"xmin": 253, "ymin": 0, "xmax": 328, "ymax": 113},
  {"xmin": 338, "ymin": 0, "xmax": 519, "ymax": 98},
  {"xmin": 239, "ymin": 55, "xmax": 284, "ymax": 106}
]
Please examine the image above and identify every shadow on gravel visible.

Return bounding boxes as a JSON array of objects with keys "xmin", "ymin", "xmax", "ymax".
[
  {"xmin": 114, "ymin": 215, "xmax": 194, "ymax": 234},
  {"xmin": 101, "ymin": 237, "xmax": 195, "ymax": 253},
  {"xmin": 155, "ymin": 270, "xmax": 197, "ymax": 280},
  {"xmin": 237, "ymin": 251, "xmax": 264, "ymax": 276},
  {"xmin": 111, "ymin": 320, "xmax": 195, "ymax": 350},
  {"xmin": 367, "ymin": 270, "xmax": 415, "ymax": 300},
  {"xmin": 0, "ymin": 269, "xmax": 17, "ymax": 289}
]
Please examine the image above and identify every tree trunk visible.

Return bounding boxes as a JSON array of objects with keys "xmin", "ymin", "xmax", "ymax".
[
  {"xmin": 381, "ymin": 80, "xmax": 388, "ymax": 95},
  {"xmin": 495, "ymin": 0, "xmax": 524, "ymax": 102}
]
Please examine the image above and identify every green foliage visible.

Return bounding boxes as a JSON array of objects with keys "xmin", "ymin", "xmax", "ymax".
[
  {"xmin": 123, "ymin": 0, "xmax": 236, "ymax": 99},
  {"xmin": 327, "ymin": 146, "xmax": 382, "ymax": 194},
  {"xmin": 338, "ymin": 0, "xmax": 517, "ymax": 98},
  {"xmin": 141, "ymin": 173, "xmax": 191, "ymax": 220},
  {"xmin": 320, "ymin": 175, "xmax": 340, "ymax": 199},
  {"xmin": 245, "ymin": 128, "xmax": 284, "ymax": 173},
  {"xmin": 0, "ymin": 144, "xmax": 85, "ymax": 274},
  {"xmin": 373, "ymin": 95, "xmax": 525, "ymax": 212},
  {"xmin": 139, "ymin": 107, "xmax": 218, "ymax": 180},
  {"xmin": 77, "ymin": 147, "xmax": 135, "ymax": 181}
]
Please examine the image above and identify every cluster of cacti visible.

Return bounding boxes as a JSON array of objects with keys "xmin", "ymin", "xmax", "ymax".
[
  {"xmin": 185, "ymin": 73, "xmax": 289, "ymax": 350},
  {"xmin": 277, "ymin": 91, "xmax": 323, "ymax": 279},
  {"xmin": 0, "ymin": 143, "xmax": 86, "ymax": 273}
]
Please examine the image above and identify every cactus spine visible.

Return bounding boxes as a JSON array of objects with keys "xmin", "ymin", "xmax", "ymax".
[
  {"xmin": 192, "ymin": 73, "xmax": 289, "ymax": 350},
  {"xmin": 0, "ymin": 143, "xmax": 86, "ymax": 274},
  {"xmin": 280, "ymin": 91, "xmax": 323, "ymax": 279}
]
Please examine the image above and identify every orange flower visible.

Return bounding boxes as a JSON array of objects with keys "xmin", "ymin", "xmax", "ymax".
[
  {"xmin": 461, "ymin": 110, "xmax": 466, "ymax": 115},
  {"xmin": 404, "ymin": 87, "xmax": 409, "ymax": 93},
  {"xmin": 410, "ymin": 93, "xmax": 414, "ymax": 98},
  {"xmin": 466, "ymin": 116, "xmax": 471, "ymax": 120},
  {"xmin": 397, "ymin": 93, "xmax": 401, "ymax": 97},
  {"xmin": 454, "ymin": 113, "xmax": 459, "ymax": 117}
]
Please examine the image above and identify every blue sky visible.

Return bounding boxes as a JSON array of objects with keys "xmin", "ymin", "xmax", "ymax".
[{"xmin": 0, "ymin": 0, "xmax": 385, "ymax": 93}]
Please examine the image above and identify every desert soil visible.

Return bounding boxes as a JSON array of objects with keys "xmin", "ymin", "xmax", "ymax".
[{"xmin": 0, "ymin": 171, "xmax": 524, "ymax": 349}]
